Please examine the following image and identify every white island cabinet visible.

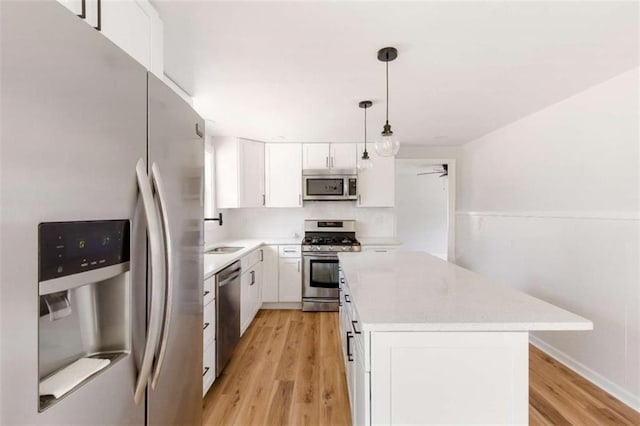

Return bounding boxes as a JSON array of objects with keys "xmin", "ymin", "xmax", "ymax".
[{"xmin": 338, "ymin": 252, "xmax": 592, "ymax": 426}]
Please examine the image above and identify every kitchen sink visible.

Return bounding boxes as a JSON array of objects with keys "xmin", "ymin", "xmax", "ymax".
[{"xmin": 205, "ymin": 246, "xmax": 244, "ymax": 254}]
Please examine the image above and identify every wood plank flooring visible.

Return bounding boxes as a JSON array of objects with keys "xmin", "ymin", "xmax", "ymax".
[
  {"xmin": 203, "ymin": 310, "xmax": 640, "ymax": 426},
  {"xmin": 204, "ymin": 309, "xmax": 350, "ymax": 426}
]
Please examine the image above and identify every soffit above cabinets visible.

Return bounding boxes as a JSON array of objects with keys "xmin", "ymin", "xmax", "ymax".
[{"xmin": 153, "ymin": 1, "xmax": 639, "ymax": 145}]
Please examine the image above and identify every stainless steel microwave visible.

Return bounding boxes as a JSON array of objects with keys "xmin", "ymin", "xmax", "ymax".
[{"xmin": 302, "ymin": 169, "xmax": 357, "ymax": 201}]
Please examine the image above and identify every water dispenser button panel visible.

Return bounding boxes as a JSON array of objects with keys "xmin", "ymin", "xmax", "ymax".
[{"xmin": 39, "ymin": 220, "xmax": 130, "ymax": 282}]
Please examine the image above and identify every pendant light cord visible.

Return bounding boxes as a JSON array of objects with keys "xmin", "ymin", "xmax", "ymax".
[
  {"xmin": 385, "ymin": 58, "xmax": 389, "ymax": 123},
  {"xmin": 364, "ymin": 105, "xmax": 368, "ymax": 151}
]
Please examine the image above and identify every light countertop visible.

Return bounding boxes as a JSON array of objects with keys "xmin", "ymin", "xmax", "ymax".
[
  {"xmin": 337, "ymin": 251, "xmax": 593, "ymax": 332},
  {"xmin": 203, "ymin": 238, "xmax": 301, "ymax": 279}
]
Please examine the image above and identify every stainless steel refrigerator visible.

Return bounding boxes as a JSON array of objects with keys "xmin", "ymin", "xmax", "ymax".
[{"xmin": 0, "ymin": 1, "xmax": 204, "ymax": 424}]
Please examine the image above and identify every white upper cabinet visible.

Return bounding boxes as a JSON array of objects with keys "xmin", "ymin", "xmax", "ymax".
[
  {"xmin": 56, "ymin": 0, "xmax": 84, "ymax": 17},
  {"xmin": 302, "ymin": 143, "xmax": 330, "ymax": 169},
  {"xmin": 56, "ymin": 0, "xmax": 163, "ymax": 76},
  {"xmin": 330, "ymin": 143, "xmax": 357, "ymax": 169},
  {"xmin": 215, "ymin": 137, "xmax": 265, "ymax": 209},
  {"xmin": 357, "ymin": 144, "xmax": 395, "ymax": 207},
  {"xmin": 265, "ymin": 144, "xmax": 302, "ymax": 207},
  {"xmin": 240, "ymin": 139, "xmax": 265, "ymax": 207},
  {"xmin": 303, "ymin": 143, "xmax": 357, "ymax": 170}
]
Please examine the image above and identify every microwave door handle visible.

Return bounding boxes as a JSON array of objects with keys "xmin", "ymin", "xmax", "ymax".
[
  {"xmin": 150, "ymin": 163, "xmax": 174, "ymax": 389},
  {"xmin": 133, "ymin": 158, "xmax": 165, "ymax": 405}
]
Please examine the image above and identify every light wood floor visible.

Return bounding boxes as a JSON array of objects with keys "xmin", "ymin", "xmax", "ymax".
[{"xmin": 204, "ymin": 310, "xmax": 640, "ymax": 426}]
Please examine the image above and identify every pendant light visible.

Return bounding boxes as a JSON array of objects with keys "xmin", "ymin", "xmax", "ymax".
[
  {"xmin": 358, "ymin": 100, "xmax": 373, "ymax": 170},
  {"xmin": 375, "ymin": 47, "xmax": 400, "ymax": 157}
]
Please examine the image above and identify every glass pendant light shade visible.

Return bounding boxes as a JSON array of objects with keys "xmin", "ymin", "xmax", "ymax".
[
  {"xmin": 358, "ymin": 151, "xmax": 373, "ymax": 170},
  {"xmin": 376, "ymin": 123, "xmax": 400, "ymax": 157}
]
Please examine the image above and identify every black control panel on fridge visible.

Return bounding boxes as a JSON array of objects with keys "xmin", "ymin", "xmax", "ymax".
[{"xmin": 39, "ymin": 220, "xmax": 130, "ymax": 282}]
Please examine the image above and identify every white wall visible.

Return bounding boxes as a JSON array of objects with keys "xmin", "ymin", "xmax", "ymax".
[
  {"xmin": 456, "ymin": 68, "xmax": 640, "ymax": 409},
  {"xmin": 395, "ymin": 161, "xmax": 448, "ymax": 258},
  {"xmin": 210, "ymin": 203, "xmax": 395, "ymax": 242}
]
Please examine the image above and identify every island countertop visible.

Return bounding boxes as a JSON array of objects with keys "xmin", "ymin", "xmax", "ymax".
[{"xmin": 337, "ymin": 251, "xmax": 593, "ymax": 332}]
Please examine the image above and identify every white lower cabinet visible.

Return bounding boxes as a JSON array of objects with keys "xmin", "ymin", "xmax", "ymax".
[
  {"xmin": 278, "ymin": 257, "xmax": 301, "ymax": 302},
  {"xmin": 240, "ymin": 248, "xmax": 263, "ymax": 336},
  {"xmin": 261, "ymin": 244, "xmax": 302, "ymax": 306},
  {"xmin": 203, "ymin": 276, "xmax": 216, "ymax": 396},
  {"xmin": 261, "ymin": 245, "xmax": 279, "ymax": 302},
  {"xmin": 353, "ymin": 339, "xmax": 369, "ymax": 426},
  {"xmin": 339, "ymin": 275, "xmax": 528, "ymax": 425},
  {"xmin": 202, "ymin": 341, "xmax": 215, "ymax": 396}
]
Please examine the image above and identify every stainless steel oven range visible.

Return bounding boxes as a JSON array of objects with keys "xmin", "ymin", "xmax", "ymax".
[{"xmin": 301, "ymin": 220, "xmax": 361, "ymax": 311}]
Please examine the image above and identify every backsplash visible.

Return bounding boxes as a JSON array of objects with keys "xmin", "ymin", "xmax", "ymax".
[{"xmin": 205, "ymin": 203, "xmax": 396, "ymax": 244}]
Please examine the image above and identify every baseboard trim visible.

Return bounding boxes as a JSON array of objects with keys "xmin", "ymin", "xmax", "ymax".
[
  {"xmin": 529, "ymin": 335, "xmax": 640, "ymax": 412},
  {"xmin": 261, "ymin": 302, "xmax": 302, "ymax": 310}
]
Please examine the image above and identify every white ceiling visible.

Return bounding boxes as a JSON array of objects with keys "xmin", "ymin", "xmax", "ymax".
[{"xmin": 153, "ymin": 1, "xmax": 639, "ymax": 145}]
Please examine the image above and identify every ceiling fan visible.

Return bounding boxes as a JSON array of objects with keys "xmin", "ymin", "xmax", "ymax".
[{"xmin": 417, "ymin": 164, "xmax": 448, "ymax": 177}]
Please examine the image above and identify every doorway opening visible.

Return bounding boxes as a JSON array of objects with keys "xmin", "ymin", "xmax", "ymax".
[{"xmin": 394, "ymin": 159, "xmax": 456, "ymax": 261}]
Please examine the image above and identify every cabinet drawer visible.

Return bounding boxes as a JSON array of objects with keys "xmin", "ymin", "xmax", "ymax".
[
  {"xmin": 203, "ymin": 341, "xmax": 215, "ymax": 396},
  {"xmin": 241, "ymin": 248, "xmax": 263, "ymax": 270},
  {"xmin": 203, "ymin": 276, "xmax": 215, "ymax": 306},
  {"xmin": 203, "ymin": 301, "xmax": 215, "ymax": 348},
  {"xmin": 279, "ymin": 245, "xmax": 301, "ymax": 258}
]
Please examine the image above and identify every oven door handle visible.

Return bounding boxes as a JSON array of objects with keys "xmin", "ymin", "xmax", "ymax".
[{"xmin": 304, "ymin": 253, "xmax": 339, "ymax": 258}]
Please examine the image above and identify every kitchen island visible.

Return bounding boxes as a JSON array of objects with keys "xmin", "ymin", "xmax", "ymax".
[{"xmin": 337, "ymin": 251, "xmax": 592, "ymax": 426}]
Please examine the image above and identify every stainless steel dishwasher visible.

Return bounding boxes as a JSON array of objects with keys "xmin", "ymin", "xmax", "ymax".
[{"xmin": 215, "ymin": 261, "xmax": 241, "ymax": 376}]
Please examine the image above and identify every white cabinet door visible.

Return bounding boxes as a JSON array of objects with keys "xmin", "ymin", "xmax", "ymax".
[
  {"xmin": 251, "ymin": 262, "xmax": 263, "ymax": 317},
  {"xmin": 278, "ymin": 257, "xmax": 302, "ymax": 302},
  {"xmin": 261, "ymin": 246, "xmax": 279, "ymax": 302},
  {"xmin": 56, "ymin": 0, "xmax": 84, "ymax": 16},
  {"xmin": 55, "ymin": 0, "xmax": 98, "ymax": 29},
  {"xmin": 370, "ymin": 332, "xmax": 528, "ymax": 425},
  {"xmin": 303, "ymin": 143, "xmax": 330, "ymax": 169},
  {"xmin": 101, "ymin": 0, "xmax": 151, "ymax": 70},
  {"xmin": 331, "ymin": 143, "xmax": 357, "ymax": 169},
  {"xmin": 214, "ymin": 137, "xmax": 240, "ymax": 208},
  {"xmin": 203, "ymin": 341, "xmax": 215, "ymax": 396},
  {"xmin": 216, "ymin": 138, "xmax": 266, "ymax": 208},
  {"xmin": 240, "ymin": 270, "xmax": 252, "ymax": 335},
  {"xmin": 265, "ymin": 144, "xmax": 302, "ymax": 207},
  {"xmin": 357, "ymin": 144, "xmax": 395, "ymax": 207},
  {"xmin": 240, "ymin": 139, "xmax": 265, "ymax": 207},
  {"xmin": 353, "ymin": 343, "xmax": 370, "ymax": 426}
]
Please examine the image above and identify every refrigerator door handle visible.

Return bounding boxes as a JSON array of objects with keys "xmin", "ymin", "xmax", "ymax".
[
  {"xmin": 150, "ymin": 162, "xmax": 174, "ymax": 389},
  {"xmin": 151, "ymin": 163, "xmax": 173, "ymax": 389},
  {"xmin": 134, "ymin": 158, "xmax": 165, "ymax": 405}
]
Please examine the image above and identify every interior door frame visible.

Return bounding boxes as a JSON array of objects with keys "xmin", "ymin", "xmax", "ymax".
[{"xmin": 394, "ymin": 158, "xmax": 456, "ymax": 262}]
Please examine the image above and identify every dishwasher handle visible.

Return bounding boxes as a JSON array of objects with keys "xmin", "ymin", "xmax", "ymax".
[{"xmin": 218, "ymin": 269, "xmax": 240, "ymax": 287}]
